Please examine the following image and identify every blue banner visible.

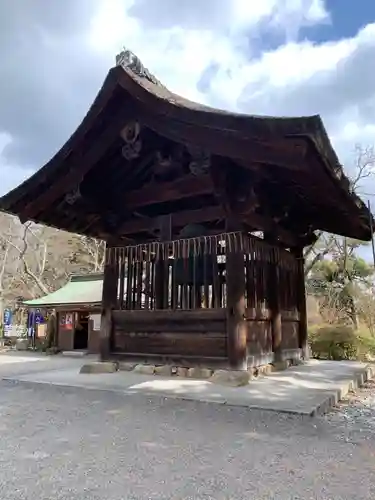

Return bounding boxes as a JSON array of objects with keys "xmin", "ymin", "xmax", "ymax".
[{"xmin": 3, "ymin": 309, "xmax": 12, "ymax": 327}]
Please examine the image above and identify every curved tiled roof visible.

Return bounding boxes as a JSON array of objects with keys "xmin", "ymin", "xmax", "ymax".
[{"xmin": 0, "ymin": 50, "xmax": 372, "ymax": 241}]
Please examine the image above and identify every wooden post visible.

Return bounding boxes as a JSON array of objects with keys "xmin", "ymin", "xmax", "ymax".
[
  {"xmin": 99, "ymin": 242, "xmax": 120, "ymax": 361},
  {"xmin": 226, "ymin": 219, "xmax": 247, "ymax": 370},
  {"xmin": 293, "ymin": 247, "xmax": 309, "ymax": 359},
  {"xmin": 264, "ymin": 233, "xmax": 282, "ymax": 363},
  {"xmin": 155, "ymin": 215, "xmax": 172, "ymax": 309},
  {"xmin": 270, "ymin": 258, "xmax": 282, "ymax": 363}
]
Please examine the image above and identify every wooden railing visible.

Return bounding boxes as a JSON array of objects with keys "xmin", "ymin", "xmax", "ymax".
[{"xmin": 106, "ymin": 232, "xmax": 299, "ymax": 313}]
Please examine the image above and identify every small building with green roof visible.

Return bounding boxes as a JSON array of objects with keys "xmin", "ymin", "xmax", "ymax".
[{"xmin": 24, "ymin": 273, "xmax": 104, "ymax": 353}]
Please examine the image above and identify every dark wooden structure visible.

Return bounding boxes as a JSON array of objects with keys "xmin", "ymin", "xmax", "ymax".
[{"xmin": 0, "ymin": 49, "xmax": 373, "ymax": 370}]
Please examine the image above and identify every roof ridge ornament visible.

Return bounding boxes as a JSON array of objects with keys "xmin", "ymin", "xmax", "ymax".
[{"xmin": 115, "ymin": 47, "xmax": 162, "ymax": 87}]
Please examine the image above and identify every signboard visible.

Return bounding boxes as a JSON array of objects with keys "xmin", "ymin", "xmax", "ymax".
[
  {"xmin": 35, "ymin": 309, "xmax": 44, "ymax": 324},
  {"xmin": 3, "ymin": 309, "xmax": 12, "ymax": 327},
  {"xmin": 89, "ymin": 314, "xmax": 101, "ymax": 331},
  {"xmin": 65, "ymin": 313, "xmax": 74, "ymax": 330}
]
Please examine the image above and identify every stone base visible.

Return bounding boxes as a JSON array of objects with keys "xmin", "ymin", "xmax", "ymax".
[
  {"xmin": 80, "ymin": 362, "xmax": 118, "ymax": 374},
  {"xmin": 272, "ymin": 360, "xmax": 290, "ymax": 371},
  {"xmin": 210, "ymin": 369, "xmax": 252, "ymax": 387},
  {"xmin": 112, "ymin": 358, "xmax": 294, "ymax": 383},
  {"xmin": 118, "ymin": 362, "xmax": 137, "ymax": 372},
  {"xmin": 253, "ymin": 364, "xmax": 273, "ymax": 377},
  {"xmin": 15, "ymin": 339, "xmax": 29, "ymax": 351},
  {"xmin": 133, "ymin": 364, "xmax": 155, "ymax": 375},
  {"xmin": 187, "ymin": 367, "xmax": 213, "ymax": 379},
  {"xmin": 154, "ymin": 365, "xmax": 173, "ymax": 376}
]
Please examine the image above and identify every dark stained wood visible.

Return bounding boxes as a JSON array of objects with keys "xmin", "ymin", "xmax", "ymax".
[
  {"xmin": 225, "ymin": 219, "xmax": 247, "ymax": 370},
  {"xmin": 112, "ymin": 308, "xmax": 227, "ymax": 357},
  {"xmin": 264, "ymin": 233, "xmax": 283, "ymax": 363},
  {"xmin": 135, "ymin": 105, "xmax": 308, "ymax": 171},
  {"xmin": 118, "ymin": 257, "xmax": 125, "ymax": 309},
  {"xmin": 118, "ymin": 205, "xmax": 224, "ymax": 235},
  {"xmin": 292, "ymin": 247, "xmax": 309, "ymax": 359},
  {"xmin": 113, "ymin": 331, "xmax": 227, "ymax": 357},
  {"xmin": 22, "ymin": 106, "xmax": 131, "ymax": 221},
  {"xmin": 113, "ymin": 308, "xmax": 226, "ymax": 321},
  {"xmin": 123, "ymin": 174, "xmax": 213, "ymax": 209},
  {"xmin": 155, "ymin": 215, "xmax": 172, "ymax": 309},
  {"xmin": 112, "ymin": 309, "xmax": 226, "ymax": 332},
  {"xmin": 246, "ymin": 319, "xmax": 272, "ymax": 355},
  {"xmin": 269, "ymin": 261, "xmax": 282, "ymax": 363},
  {"xmin": 244, "ymin": 308, "xmax": 299, "ymax": 321},
  {"xmin": 117, "ymin": 204, "xmax": 301, "ymax": 247},
  {"xmin": 99, "ymin": 242, "xmax": 120, "ymax": 360}
]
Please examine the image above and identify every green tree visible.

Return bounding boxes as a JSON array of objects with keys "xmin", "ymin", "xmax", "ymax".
[{"xmin": 307, "ymin": 238, "xmax": 374, "ymax": 328}]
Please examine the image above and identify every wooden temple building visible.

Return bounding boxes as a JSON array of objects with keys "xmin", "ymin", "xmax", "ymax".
[{"xmin": 0, "ymin": 50, "xmax": 373, "ymax": 370}]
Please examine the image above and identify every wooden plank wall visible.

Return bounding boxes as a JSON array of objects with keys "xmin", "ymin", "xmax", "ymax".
[
  {"xmin": 112, "ymin": 309, "xmax": 227, "ymax": 358},
  {"xmin": 107, "ymin": 232, "xmax": 302, "ymax": 363}
]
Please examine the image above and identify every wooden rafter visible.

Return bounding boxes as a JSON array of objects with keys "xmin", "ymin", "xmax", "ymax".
[
  {"xmin": 136, "ymin": 106, "xmax": 308, "ymax": 171},
  {"xmin": 123, "ymin": 174, "xmax": 213, "ymax": 209},
  {"xmin": 20, "ymin": 107, "xmax": 131, "ymax": 222}
]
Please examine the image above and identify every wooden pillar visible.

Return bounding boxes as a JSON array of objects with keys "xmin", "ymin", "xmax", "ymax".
[
  {"xmin": 99, "ymin": 242, "xmax": 120, "ymax": 361},
  {"xmin": 270, "ymin": 258, "xmax": 282, "ymax": 363},
  {"xmin": 155, "ymin": 215, "xmax": 172, "ymax": 309},
  {"xmin": 293, "ymin": 247, "xmax": 309, "ymax": 360},
  {"xmin": 264, "ymin": 233, "xmax": 282, "ymax": 363},
  {"xmin": 226, "ymin": 219, "xmax": 247, "ymax": 370}
]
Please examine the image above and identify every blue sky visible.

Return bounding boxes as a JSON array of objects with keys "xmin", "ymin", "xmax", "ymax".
[
  {"xmin": 303, "ymin": 0, "xmax": 375, "ymax": 42},
  {"xmin": 0, "ymin": 0, "xmax": 374, "ymax": 254}
]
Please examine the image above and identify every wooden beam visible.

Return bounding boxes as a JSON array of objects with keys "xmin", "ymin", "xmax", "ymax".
[
  {"xmin": 155, "ymin": 214, "xmax": 172, "ymax": 309},
  {"xmin": 225, "ymin": 217, "xmax": 247, "ymax": 370},
  {"xmin": 265, "ymin": 232, "xmax": 282, "ymax": 363},
  {"xmin": 115, "ymin": 204, "xmax": 302, "ymax": 250},
  {"xmin": 118, "ymin": 205, "xmax": 224, "ymax": 235},
  {"xmin": 99, "ymin": 241, "xmax": 120, "ymax": 360},
  {"xmin": 292, "ymin": 247, "xmax": 309, "ymax": 360},
  {"xmin": 136, "ymin": 106, "xmax": 308, "ymax": 171},
  {"xmin": 21, "ymin": 108, "xmax": 130, "ymax": 221},
  {"xmin": 123, "ymin": 174, "xmax": 213, "ymax": 209}
]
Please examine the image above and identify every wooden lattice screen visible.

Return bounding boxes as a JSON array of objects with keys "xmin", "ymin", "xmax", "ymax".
[{"xmin": 106, "ymin": 232, "xmax": 299, "ymax": 312}]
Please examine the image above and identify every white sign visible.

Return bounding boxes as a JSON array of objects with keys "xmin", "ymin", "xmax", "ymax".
[{"xmin": 90, "ymin": 314, "xmax": 101, "ymax": 331}]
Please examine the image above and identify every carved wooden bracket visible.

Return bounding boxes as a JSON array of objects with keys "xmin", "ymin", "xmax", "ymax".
[{"xmin": 120, "ymin": 121, "xmax": 142, "ymax": 161}]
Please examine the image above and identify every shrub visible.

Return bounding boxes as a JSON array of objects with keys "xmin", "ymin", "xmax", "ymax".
[{"xmin": 309, "ymin": 325, "xmax": 375, "ymax": 361}]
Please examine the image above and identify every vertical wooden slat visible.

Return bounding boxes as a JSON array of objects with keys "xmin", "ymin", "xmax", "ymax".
[
  {"xmin": 99, "ymin": 242, "xmax": 120, "ymax": 360},
  {"xmin": 171, "ymin": 260, "xmax": 177, "ymax": 309},
  {"xmin": 150, "ymin": 260, "xmax": 155, "ymax": 309},
  {"xmin": 155, "ymin": 215, "xmax": 172, "ymax": 309},
  {"xmin": 203, "ymin": 254, "xmax": 209, "ymax": 308},
  {"xmin": 226, "ymin": 220, "xmax": 247, "ymax": 370},
  {"xmin": 212, "ymin": 246, "xmax": 220, "ymax": 308},
  {"xmin": 292, "ymin": 247, "xmax": 309, "ymax": 359},
  {"xmin": 136, "ymin": 260, "xmax": 143, "ymax": 309},
  {"xmin": 126, "ymin": 253, "xmax": 133, "ymax": 310},
  {"xmin": 118, "ymin": 255, "xmax": 126, "ymax": 310},
  {"xmin": 144, "ymin": 261, "xmax": 151, "ymax": 310}
]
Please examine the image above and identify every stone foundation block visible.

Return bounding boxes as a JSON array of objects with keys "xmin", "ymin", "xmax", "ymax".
[
  {"xmin": 210, "ymin": 369, "xmax": 252, "ymax": 387},
  {"xmin": 15, "ymin": 339, "xmax": 29, "ymax": 351},
  {"xmin": 154, "ymin": 365, "xmax": 173, "ymax": 376},
  {"xmin": 176, "ymin": 367, "xmax": 188, "ymax": 377},
  {"xmin": 187, "ymin": 367, "xmax": 213, "ymax": 379},
  {"xmin": 80, "ymin": 362, "xmax": 118, "ymax": 374},
  {"xmin": 255, "ymin": 364, "xmax": 273, "ymax": 376},
  {"xmin": 118, "ymin": 362, "xmax": 137, "ymax": 372},
  {"xmin": 133, "ymin": 364, "xmax": 155, "ymax": 375},
  {"xmin": 272, "ymin": 360, "xmax": 290, "ymax": 371}
]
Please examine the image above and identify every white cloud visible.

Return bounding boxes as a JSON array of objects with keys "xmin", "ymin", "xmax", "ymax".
[
  {"xmin": 1, "ymin": 0, "xmax": 375, "ymax": 202},
  {"xmin": 0, "ymin": 134, "xmax": 34, "ymax": 195}
]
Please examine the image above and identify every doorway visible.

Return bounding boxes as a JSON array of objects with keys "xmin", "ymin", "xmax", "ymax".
[{"xmin": 73, "ymin": 312, "xmax": 89, "ymax": 350}]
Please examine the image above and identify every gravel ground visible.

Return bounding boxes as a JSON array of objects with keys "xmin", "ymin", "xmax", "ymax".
[
  {"xmin": 0, "ymin": 380, "xmax": 375, "ymax": 500},
  {"xmin": 325, "ymin": 378, "xmax": 375, "ymax": 441}
]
